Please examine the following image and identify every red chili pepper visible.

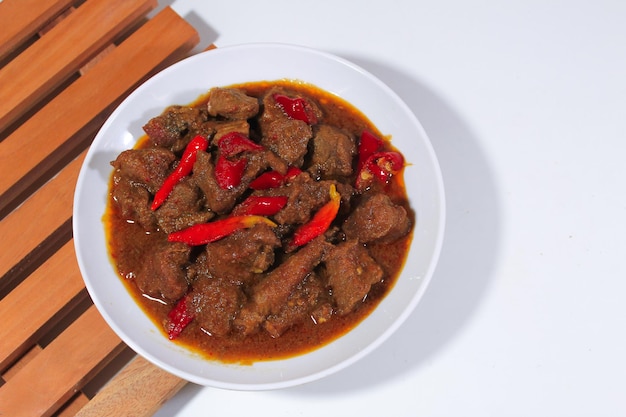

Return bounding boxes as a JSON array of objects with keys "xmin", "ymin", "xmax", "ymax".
[
  {"xmin": 249, "ymin": 170, "xmax": 284, "ymax": 190},
  {"xmin": 248, "ymin": 166, "xmax": 303, "ymax": 190},
  {"xmin": 215, "ymin": 155, "xmax": 247, "ymax": 190},
  {"xmin": 291, "ymin": 184, "xmax": 340, "ymax": 247},
  {"xmin": 217, "ymin": 132, "xmax": 264, "ymax": 157},
  {"xmin": 166, "ymin": 294, "xmax": 195, "ymax": 340},
  {"xmin": 273, "ymin": 93, "xmax": 318, "ymax": 124},
  {"xmin": 151, "ymin": 135, "xmax": 209, "ymax": 210},
  {"xmin": 168, "ymin": 215, "xmax": 277, "ymax": 246},
  {"xmin": 356, "ymin": 151, "xmax": 404, "ymax": 190},
  {"xmin": 232, "ymin": 196, "xmax": 289, "ymax": 216},
  {"xmin": 356, "ymin": 130, "xmax": 383, "ymax": 173},
  {"xmin": 284, "ymin": 166, "xmax": 303, "ymax": 181}
]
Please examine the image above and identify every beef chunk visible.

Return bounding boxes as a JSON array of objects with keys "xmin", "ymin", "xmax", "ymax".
[
  {"xmin": 143, "ymin": 105, "xmax": 212, "ymax": 150},
  {"xmin": 342, "ymin": 193, "xmax": 411, "ymax": 244},
  {"xmin": 258, "ymin": 88, "xmax": 319, "ymax": 167},
  {"xmin": 263, "ymin": 272, "xmax": 331, "ymax": 338},
  {"xmin": 111, "ymin": 148, "xmax": 176, "ymax": 193},
  {"xmin": 154, "ymin": 178, "xmax": 213, "ymax": 233},
  {"xmin": 324, "ymin": 240, "xmax": 383, "ymax": 314},
  {"xmin": 189, "ymin": 276, "xmax": 244, "ymax": 337},
  {"xmin": 262, "ymin": 118, "xmax": 312, "ymax": 167},
  {"xmin": 211, "ymin": 119, "xmax": 250, "ymax": 142},
  {"xmin": 264, "ymin": 172, "xmax": 348, "ymax": 226},
  {"xmin": 207, "ymin": 87, "xmax": 259, "ymax": 120},
  {"xmin": 204, "ymin": 223, "xmax": 281, "ymax": 285},
  {"xmin": 234, "ymin": 236, "xmax": 332, "ymax": 335},
  {"xmin": 308, "ymin": 125, "xmax": 356, "ymax": 178},
  {"xmin": 135, "ymin": 242, "xmax": 191, "ymax": 301},
  {"xmin": 110, "ymin": 177, "xmax": 157, "ymax": 231}
]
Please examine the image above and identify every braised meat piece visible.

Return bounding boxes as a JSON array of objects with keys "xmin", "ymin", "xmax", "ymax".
[
  {"xmin": 135, "ymin": 242, "xmax": 191, "ymax": 301},
  {"xmin": 342, "ymin": 193, "xmax": 411, "ymax": 244},
  {"xmin": 324, "ymin": 240, "xmax": 383, "ymax": 314},
  {"xmin": 258, "ymin": 89, "xmax": 319, "ymax": 167},
  {"xmin": 211, "ymin": 119, "xmax": 250, "ymax": 142},
  {"xmin": 308, "ymin": 125, "xmax": 356, "ymax": 179},
  {"xmin": 204, "ymin": 223, "xmax": 281, "ymax": 285},
  {"xmin": 110, "ymin": 177, "xmax": 157, "ymax": 231},
  {"xmin": 263, "ymin": 172, "xmax": 347, "ymax": 226},
  {"xmin": 189, "ymin": 276, "xmax": 244, "ymax": 337},
  {"xmin": 111, "ymin": 148, "xmax": 176, "ymax": 193},
  {"xmin": 207, "ymin": 87, "xmax": 259, "ymax": 120},
  {"xmin": 154, "ymin": 178, "xmax": 213, "ymax": 233},
  {"xmin": 143, "ymin": 105, "xmax": 212, "ymax": 151},
  {"xmin": 234, "ymin": 236, "xmax": 332, "ymax": 335},
  {"xmin": 263, "ymin": 272, "xmax": 331, "ymax": 338},
  {"xmin": 262, "ymin": 118, "xmax": 312, "ymax": 167}
]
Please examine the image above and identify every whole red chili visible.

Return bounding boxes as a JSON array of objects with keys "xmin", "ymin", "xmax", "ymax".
[
  {"xmin": 291, "ymin": 184, "xmax": 340, "ymax": 247},
  {"xmin": 215, "ymin": 155, "xmax": 247, "ymax": 190},
  {"xmin": 232, "ymin": 195, "xmax": 289, "ymax": 216},
  {"xmin": 248, "ymin": 166, "xmax": 303, "ymax": 190},
  {"xmin": 151, "ymin": 135, "xmax": 209, "ymax": 210},
  {"xmin": 168, "ymin": 215, "xmax": 277, "ymax": 246},
  {"xmin": 166, "ymin": 294, "xmax": 195, "ymax": 340},
  {"xmin": 273, "ymin": 94, "xmax": 318, "ymax": 124},
  {"xmin": 249, "ymin": 170, "xmax": 284, "ymax": 190}
]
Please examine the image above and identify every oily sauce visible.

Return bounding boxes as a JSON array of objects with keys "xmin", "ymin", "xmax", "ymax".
[{"xmin": 105, "ymin": 80, "xmax": 413, "ymax": 364}]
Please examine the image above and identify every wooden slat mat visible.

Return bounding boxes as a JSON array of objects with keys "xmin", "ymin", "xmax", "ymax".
[{"xmin": 0, "ymin": 0, "xmax": 202, "ymax": 415}]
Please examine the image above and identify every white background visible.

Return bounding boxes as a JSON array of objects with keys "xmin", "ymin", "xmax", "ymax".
[{"xmin": 152, "ymin": 1, "xmax": 626, "ymax": 415}]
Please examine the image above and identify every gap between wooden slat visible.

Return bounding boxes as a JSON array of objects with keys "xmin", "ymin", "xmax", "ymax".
[
  {"xmin": 0, "ymin": 306, "xmax": 124, "ymax": 417},
  {"xmin": 0, "ymin": 241, "xmax": 87, "ymax": 371},
  {"xmin": 0, "ymin": 0, "xmax": 158, "ymax": 132},
  {"xmin": 0, "ymin": 152, "xmax": 84, "ymax": 286},
  {"xmin": 0, "ymin": 6, "xmax": 200, "ymax": 219},
  {"xmin": 0, "ymin": 0, "xmax": 76, "ymax": 61}
]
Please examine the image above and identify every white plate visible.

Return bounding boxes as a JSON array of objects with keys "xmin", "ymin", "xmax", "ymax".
[{"xmin": 72, "ymin": 43, "xmax": 445, "ymax": 390}]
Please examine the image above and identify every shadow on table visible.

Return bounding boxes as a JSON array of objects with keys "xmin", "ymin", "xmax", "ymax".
[{"xmin": 281, "ymin": 54, "xmax": 503, "ymax": 396}]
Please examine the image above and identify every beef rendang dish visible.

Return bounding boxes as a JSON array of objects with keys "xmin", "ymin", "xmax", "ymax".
[{"xmin": 106, "ymin": 80, "xmax": 413, "ymax": 363}]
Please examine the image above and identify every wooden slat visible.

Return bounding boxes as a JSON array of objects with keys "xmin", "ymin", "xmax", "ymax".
[
  {"xmin": 75, "ymin": 356, "xmax": 187, "ymax": 417},
  {"xmin": 0, "ymin": 306, "xmax": 124, "ymax": 417},
  {"xmin": 0, "ymin": 241, "xmax": 86, "ymax": 371},
  {"xmin": 0, "ymin": 0, "xmax": 158, "ymax": 132},
  {"xmin": 0, "ymin": 6, "xmax": 201, "ymax": 218},
  {"xmin": 0, "ymin": 152, "xmax": 84, "ymax": 282},
  {"xmin": 0, "ymin": 0, "xmax": 75, "ymax": 61}
]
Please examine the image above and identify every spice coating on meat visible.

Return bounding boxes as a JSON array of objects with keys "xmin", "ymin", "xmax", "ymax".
[
  {"xmin": 343, "ymin": 193, "xmax": 411, "ymax": 244},
  {"xmin": 143, "ymin": 105, "xmax": 213, "ymax": 151},
  {"xmin": 207, "ymin": 87, "xmax": 260, "ymax": 120},
  {"xmin": 111, "ymin": 148, "xmax": 176, "ymax": 193},
  {"xmin": 234, "ymin": 236, "xmax": 332, "ymax": 335},
  {"xmin": 308, "ymin": 125, "xmax": 356, "ymax": 179},
  {"xmin": 204, "ymin": 223, "xmax": 282, "ymax": 285},
  {"xmin": 189, "ymin": 276, "xmax": 244, "ymax": 337},
  {"xmin": 135, "ymin": 242, "xmax": 191, "ymax": 301},
  {"xmin": 154, "ymin": 178, "xmax": 213, "ymax": 233},
  {"xmin": 323, "ymin": 240, "xmax": 384, "ymax": 314}
]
